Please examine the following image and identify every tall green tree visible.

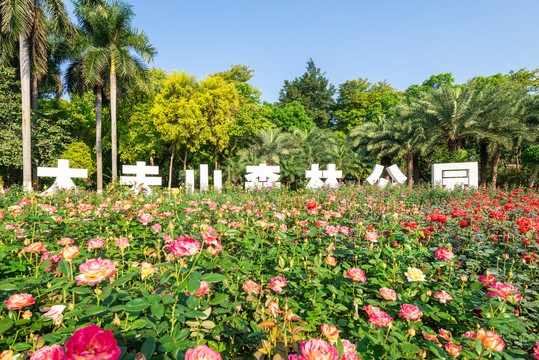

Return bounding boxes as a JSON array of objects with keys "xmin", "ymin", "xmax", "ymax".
[
  {"xmin": 334, "ymin": 78, "xmax": 401, "ymax": 131},
  {"xmin": 196, "ymin": 75, "xmax": 239, "ymax": 169},
  {"xmin": 265, "ymin": 101, "xmax": 315, "ymax": 131},
  {"xmin": 1, "ymin": 0, "xmax": 70, "ymax": 190},
  {"xmin": 73, "ymin": 0, "xmax": 155, "ymax": 182},
  {"xmin": 278, "ymin": 58, "xmax": 335, "ymax": 128},
  {"xmin": 151, "ymin": 71, "xmax": 204, "ymax": 187}
]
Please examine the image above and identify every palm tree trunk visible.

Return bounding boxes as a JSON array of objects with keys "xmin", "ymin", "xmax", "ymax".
[
  {"xmin": 448, "ymin": 138, "xmax": 462, "ymax": 153},
  {"xmin": 20, "ymin": 36, "xmax": 32, "ymax": 191},
  {"xmin": 406, "ymin": 153, "xmax": 413, "ymax": 188},
  {"xmin": 95, "ymin": 85, "xmax": 103, "ymax": 193},
  {"xmin": 479, "ymin": 141, "xmax": 488, "ymax": 187},
  {"xmin": 168, "ymin": 142, "xmax": 176, "ymax": 189},
  {"xmin": 491, "ymin": 145, "xmax": 501, "ymax": 190},
  {"xmin": 413, "ymin": 153, "xmax": 420, "ymax": 184},
  {"xmin": 110, "ymin": 67, "xmax": 118, "ymax": 181},
  {"xmin": 31, "ymin": 74, "xmax": 38, "ymax": 112}
]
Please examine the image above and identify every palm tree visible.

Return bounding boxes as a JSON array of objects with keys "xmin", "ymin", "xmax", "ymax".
[
  {"xmin": 290, "ymin": 127, "xmax": 337, "ymax": 165},
  {"xmin": 68, "ymin": 0, "xmax": 155, "ymax": 191},
  {"xmin": 412, "ymin": 82, "xmax": 483, "ymax": 153},
  {"xmin": 1, "ymin": 0, "xmax": 70, "ymax": 191},
  {"xmin": 248, "ymin": 128, "xmax": 297, "ymax": 165}
]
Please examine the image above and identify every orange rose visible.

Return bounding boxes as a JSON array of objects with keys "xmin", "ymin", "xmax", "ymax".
[
  {"xmin": 0, "ymin": 350, "xmax": 13, "ymax": 360},
  {"xmin": 4, "ymin": 293, "xmax": 35, "ymax": 310},
  {"xmin": 445, "ymin": 343, "xmax": 462, "ymax": 357},
  {"xmin": 477, "ymin": 328, "xmax": 505, "ymax": 352},
  {"xmin": 321, "ymin": 324, "xmax": 341, "ymax": 342},
  {"xmin": 62, "ymin": 246, "xmax": 80, "ymax": 261},
  {"xmin": 24, "ymin": 242, "xmax": 46, "ymax": 253}
]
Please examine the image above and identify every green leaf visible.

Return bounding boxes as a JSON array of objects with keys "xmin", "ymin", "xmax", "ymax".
[
  {"xmin": 336, "ymin": 338, "xmax": 344, "ymax": 359},
  {"xmin": 40, "ymin": 260, "xmax": 52, "ymax": 271},
  {"xmin": 112, "ymin": 273, "xmax": 135, "ymax": 287},
  {"xmin": 399, "ymin": 343, "xmax": 420, "ymax": 354},
  {"xmin": 475, "ymin": 339, "xmax": 483, "ymax": 355},
  {"xmin": 130, "ymin": 318, "xmax": 148, "ymax": 330},
  {"xmin": 151, "ymin": 303, "xmax": 165, "ymax": 319},
  {"xmin": 187, "ymin": 279, "xmax": 200, "ymax": 294},
  {"xmin": 200, "ymin": 273, "xmax": 228, "ymax": 283},
  {"xmin": 125, "ymin": 298, "xmax": 151, "ymax": 312},
  {"xmin": 209, "ymin": 293, "xmax": 228, "ymax": 305},
  {"xmin": 0, "ymin": 282, "xmax": 17, "ymax": 291},
  {"xmin": 0, "ymin": 318, "xmax": 13, "ymax": 334},
  {"xmin": 470, "ymin": 281, "xmax": 484, "ymax": 290},
  {"xmin": 174, "ymin": 328, "xmax": 190, "ymax": 341},
  {"xmin": 141, "ymin": 337, "xmax": 156, "ymax": 359},
  {"xmin": 58, "ymin": 259, "xmax": 70, "ymax": 277}
]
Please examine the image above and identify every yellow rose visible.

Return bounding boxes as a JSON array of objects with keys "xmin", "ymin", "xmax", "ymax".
[
  {"xmin": 171, "ymin": 188, "xmax": 180, "ymax": 195},
  {"xmin": 406, "ymin": 267, "xmax": 426, "ymax": 282},
  {"xmin": 140, "ymin": 262, "xmax": 155, "ymax": 279}
]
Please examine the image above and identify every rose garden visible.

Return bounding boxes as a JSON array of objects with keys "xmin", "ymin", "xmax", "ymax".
[{"xmin": 0, "ymin": 183, "xmax": 538, "ymax": 359}]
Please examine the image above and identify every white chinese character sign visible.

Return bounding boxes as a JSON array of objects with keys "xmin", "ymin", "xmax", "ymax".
[
  {"xmin": 432, "ymin": 162, "xmax": 478, "ymax": 190},
  {"xmin": 120, "ymin": 162, "xmax": 162, "ymax": 194},
  {"xmin": 305, "ymin": 164, "xmax": 342, "ymax": 189},
  {"xmin": 185, "ymin": 164, "xmax": 222, "ymax": 193},
  {"xmin": 245, "ymin": 163, "xmax": 281, "ymax": 189},
  {"xmin": 37, "ymin": 159, "xmax": 88, "ymax": 196},
  {"xmin": 365, "ymin": 164, "xmax": 407, "ymax": 188}
]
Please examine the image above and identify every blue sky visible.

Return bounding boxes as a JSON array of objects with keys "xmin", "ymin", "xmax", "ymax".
[{"xmin": 68, "ymin": 0, "xmax": 539, "ymax": 102}]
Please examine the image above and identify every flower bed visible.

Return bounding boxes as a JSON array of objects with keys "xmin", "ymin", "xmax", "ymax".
[{"xmin": 0, "ymin": 185, "xmax": 538, "ymax": 359}]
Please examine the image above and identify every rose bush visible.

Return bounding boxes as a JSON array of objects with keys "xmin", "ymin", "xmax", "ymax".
[{"xmin": 0, "ymin": 184, "xmax": 537, "ymax": 359}]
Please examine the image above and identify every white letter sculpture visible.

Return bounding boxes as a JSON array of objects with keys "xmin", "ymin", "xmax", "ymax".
[
  {"xmin": 306, "ymin": 164, "xmax": 342, "ymax": 189},
  {"xmin": 37, "ymin": 159, "xmax": 88, "ymax": 195},
  {"xmin": 245, "ymin": 163, "xmax": 281, "ymax": 189},
  {"xmin": 185, "ymin": 164, "xmax": 222, "ymax": 193},
  {"xmin": 365, "ymin": 164, "xmax": 407, "ymax": 188},
  {"xmin": 120, "ymin": 161, "xmax": 162, "ymax": 195},
  {"xmin": 432, "ymin": 162, "xmax": 478, "ymax": 190}
]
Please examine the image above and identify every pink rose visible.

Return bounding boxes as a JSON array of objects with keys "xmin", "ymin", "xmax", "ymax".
[
  {"xmin": 399, "ymin": 304, "xmax": 422, "ymax": 320},
  {"xmin": 325, "ymin": 226, "xmax": 339, "ymax": 236},
  {"xmin": 434, "ymin": 290, "xmax": 453, "ymax": 303},
  {"xmin": 4, "ymin": 293, "xmax": 35, "ymax": 310},
  {"xmin": 243, "ymin": 280, "xmax": 260, "ymax": 294},
  {"xmin": 346, "ymin": 268, "xmax": 366, "ymax": 282},
  {"xmin": 185, "ymin": 345, "xmax": 222, "ymax": 360},
  {"xmin": 202, "ymin": 227, "xmax": 221, "ymax": 246},
  {"xmin": 76, "ymin": 258, "xmax": 116, "ymax": 285},
  {"xmin": 435, "ymin": 247, "xmax": 454, "ymax": 262},
  {"xmin": 299, "ymin": 338, "xmax": 339, "ymax": 360},
  {"xmin": 139, "ymin": 213, "xmax": 152, "ymax": 225},
  {"xmin": 64, "ymin": 325, "xmax": 120, "ymax": 360},
  {"xmin": 378, "ymin": 288, "xmax": 397, "ymax": 301},
  {"xmin": 487, "ymin": 282, "xmax": 522, "ymax": 303},
  {"xmin": 269, "ymin": 276, "xmax": 287, "ymax": 290},
  {"xmin": 30, "ymin": 345, "xmax": 64, "ymax": 360},
  {"xmin": 87, "ymin": 238, "xmax": 105, "ymax": 251},
  {"xmin": 364, "ymin": 306, "xmax": 393, "ymax": 328},
  {"xmin": 115, "ymin": 237, "xmax": 130, "ymax": 249},
  {"xmin": 194, "ymin": 281, "xmax": 210, "ymax": 297},
  {"xmin": 365, "ymin": 232, "xmax": 379, "ymax": 243},
  {"xmin": 167, "ymin": 236, "xmax": 200, "ymax": 257}
]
